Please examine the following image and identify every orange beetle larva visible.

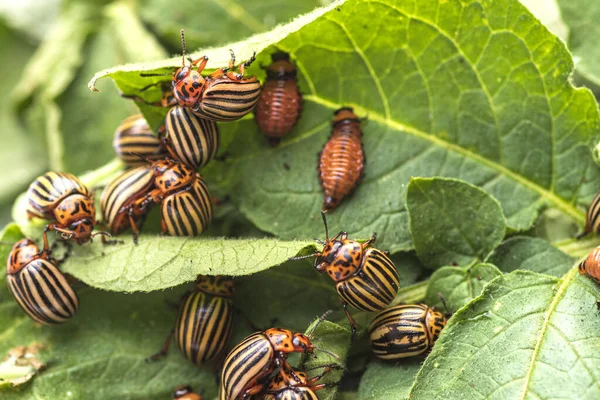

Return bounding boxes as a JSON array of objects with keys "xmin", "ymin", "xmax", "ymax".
[
  {"xmin": 318, "ymin": 108, "xmax": 364, "ymax": 211},
  {"xmin": 254, "ymin": 51, "xmax": 303, "ymax": 145}
]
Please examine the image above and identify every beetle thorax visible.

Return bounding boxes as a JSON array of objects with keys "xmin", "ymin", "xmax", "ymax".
[
  {"xmin": 317, "ymin": 240, "xmax": 363, "ymax": 282},
  {"xmin": 7, "ymin": 239, "xmax": 40, "ymax": 274},
  {"xmin": 53, "ymin": 194, "xmax": 96, "ymax": 225},
  {"xmin": 195, "ymin": 275, "xmax": 235, "ymax": 298},
  {"xmin": 172, "ymin": 67, "xmax": 205, "ymax": 107},
  {"xmin": 154, "ymin": 161, "xmax": 195, "ymax": 193},
  {"xmin": 265, "ymin": 328, "xmax": 295, "ymax": 352}
]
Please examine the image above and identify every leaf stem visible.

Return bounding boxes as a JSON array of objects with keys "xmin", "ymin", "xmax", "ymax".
[
  {"xmin": 553, "ymin": 235, "xmax": 600, "ymax": 260},
  {"xmin": 392, "ymin": 280, "xmax": 428, "ymax": 305}
]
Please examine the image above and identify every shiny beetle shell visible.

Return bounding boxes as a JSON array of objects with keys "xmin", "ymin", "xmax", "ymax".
[
  {"xmin": 584, "ymin": 193, "xmax": 600, "ymax": 235},
  {"xmin": 190, "ymin": 76, "xmax": 261, "ymax": 122},
  {"xmin": 160, "ymin": 172, "xmax": 212, "ymax": 236},
  {"xmin": 113, "ymin": 114, "xmax": 167, "ymax": 167},
  {"xmin": 334, "ymin": 247, "xmax": 399, "ymax": 312},
  {"xmin": 263, "ymin": 363, "xmax": 337, "ymax": 400},
  {"xmin": 26, "ymin": 171, "xmax": 98, "ymax": 244},
  {"xmin": 100, "ymin": 165, "xmax": 155, "ymax": 235},
  {"xmin": 579, "ymin": 246, "xmax": 600, "ymax": 283},
  {"xmin": 164, "ymin": 106, "xmax": 219, "ymax": 170},
  {"xmin": 254, "ymin": 52, "xmax": 303, "ymax": 144},
  {"xmin": 175, "ymin": 275, "xmax": 234, "ymax": 365},
  {"xmin": 6, "ymin": 239, "xmax": 79, "ymax": 325},
  {"xmin": 318, "ymin": 108, "xmax": 364, "ymax": 210},
  {"xmin": 172, "ymin": 385, "xmax": 203, "ymax": 400},
  {"xmin": 219, "ymin": 329, "xmax": 315, "ymax": 400},
  {"xmin": 369, "ymin": 304, "xmax": 447, "ymax": 360}
]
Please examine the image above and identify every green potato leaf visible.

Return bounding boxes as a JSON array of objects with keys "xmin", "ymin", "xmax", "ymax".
[
  {"xmin": 410, "ymin": 268, "xmax": 600, "ymax": 399},
  {"xmin": 358, "ymin": 361, "xmax": 422, "ymax": 400},
  {"xmin": 63, "ymin": 237, "xmax": 316, "ymax": 292},
  {"xmin": 486, "ymin": 236, "xmax": 575, "ymax": 276},
  {"xmin": 407, "ymin": 177, "xmax": 506, "ymax": 268},
  {"xmin": 555, "ymin": 0, "xmax": 600, "ymax": 88},
  {"xmin": 91, "ymin": 0, "xmax": 600, "ymax": 253},
  {"xmin": 424, "ymin": 263, "xmax": 503, "ymax": 313}
]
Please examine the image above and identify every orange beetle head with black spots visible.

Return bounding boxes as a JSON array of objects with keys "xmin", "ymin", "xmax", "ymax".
[
  {"xmin": 172, "ymin": 30, "xmax": 207, "ymax": 108},
  {"xmin": 289, "ymin": 211, "xmax": 363, "ymax": 282},
  {"xmin": 264, "ymin": 328, "xmax": 315, "ymax": 355}
]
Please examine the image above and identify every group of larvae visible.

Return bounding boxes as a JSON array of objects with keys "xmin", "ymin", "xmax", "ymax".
[{"xmin": 4, "ymin": 30, "xmax": 452, "ymax": 400}]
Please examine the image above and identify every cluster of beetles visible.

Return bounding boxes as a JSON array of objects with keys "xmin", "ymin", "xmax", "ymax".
[{"xmin": 6, "ymin": 28, "xmax": 600, "ymax": 399}]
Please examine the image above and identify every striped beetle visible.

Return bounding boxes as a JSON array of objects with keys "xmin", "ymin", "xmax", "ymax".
[
  {"xmin": 100, "ymin": 158, "xmax": 212, "ymax": 243},
  {"xmin": 149, "ymin": 275, "xmax": 234, "ymax": 365},
  {"xmin": 170, "ymin": 29, "xmax": 261, "ymax": 122},
  {"xmin": 219, "ymin": 312, "xmax": 332, "ymax": 400},
  {"xmin": 6, "ymin": 239, "xmax": 79, "ymax": 325},
  {"xmin": 263, "ymin": 362, "xmax": 341, "ymax": 400},
  {"xmin": 113, "ymin": 114, "xmax": 167, "ymax": 167},
  {"xmin": 369, "ymin": 304, "xmax": 447, "ymax": 360},
  {"xmin": 26, "ymin": 171, "xmax": 109, "ymax": 247},
  {"xmin": 163, "ymin": 106, "xmax": 219, "ymax": 170},
  {"xmin": 290, "ymin": 211, "xmax": 399, "ymax": 338}
]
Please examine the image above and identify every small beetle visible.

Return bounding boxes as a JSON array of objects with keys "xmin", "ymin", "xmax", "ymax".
[
  {"xmin": 254, "ymin": 51, "xmax": 303, "ymax": 145},
  {"xmin": 6, "ymin": 239, "xmax": 79, "ymax": 325},
  {"xmin": 579, "ymin": 246, "xmax": 600, "ymax": 283},
  {"xmin": 100, "ymin": 158, "xmax": 213, "ymax": 242},
  {"xmin": 318, "ymin": 108, "xmax": 364, "ymax": 210},
  {"xmin": 114, "ymin": 114, "xmax": 168, "ymax": 168},
  {"xmin": 263, "ymin": 362, "xmax": 341, "ymax": 400},
  {"xmin": 219, "ymin": 312, "xmax": 331, "ymax": 400},
  {"xmin": 27, "ymin": 171, "xmax": 109, "ymax": 248},
  {"xmin": 172, "ymin": 385, "xmax": 203, "ymax": 400},
  {"xmin": 369, "ymin": 304, "xmax": 447, "ymax": 360},
  {"xmin": 172, "ymin": 30, "xmax": 261, "ymax": 122},
  {"xmin": 163, "ymin": 105, "xmax": 219, "ymax": 170},
  {"xmin": 149, "ymin": 275, "xmax": 235, "ymax": 366},
  {"xmin": 290, "ymin": 211, "xmax": 399, "ymax": 338},
  {"xmin": 578, "ymin": 193, "xmax": 600, "ymax": 238}
]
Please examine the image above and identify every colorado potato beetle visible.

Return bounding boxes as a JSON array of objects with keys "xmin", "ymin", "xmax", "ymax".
[
  {"xmin": 26, "ymin": 171, "xmax": 109, "ymax": 247},
  {"xmin": 219, "ymin": 312, "xmax": 330, "ymax": 400},
  {"xmin": 6, "ymin": 239, "xmax": 79, "ymax": 325},
  {"xmin": 164, "ymin": 106, "xmax": 219, "ymax": 170},
  {"xmin": 150, "ymin": 275, "xmax": 235, "ymax": 366},
  {"xmin": 263, "ymin": 362, "xmax": 341, "ymax": 400},
  {"xmin": 173, "ymin": 385, "xmax": 202, "ymax": 400},
  {"xmin": 254, "ymin": 51, "xmax": 303, "ymax": 145},
  {"xmin": 369, "ymin": 304, "xmax": 447, "ymax": 360},
  {"xmin": 579, "ymin": 246, "xmax": 600, "ymax": 283},
  {"xmin": 100, "ymin": 158, "xmax": 212, "ymax": 242},
  {"xmin": 318, "ymin": 108, "xmax": 364, "ymax": 210},
  {"xmin": 579, "ymin": 193, "xmax": 600, "ymax": 238},
  {"xmin": 114, "ymin": 114, "xmax": 167, "ymax": 167},
  {"xmin": 172, "ymin": 30, "xmax": 261, "ymax": 122},
  {"xmin": 290, "ymin": 212, "xmax": 399, "ymax": 338}
]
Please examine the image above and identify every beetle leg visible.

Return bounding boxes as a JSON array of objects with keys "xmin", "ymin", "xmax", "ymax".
[
  {"xmin": 361, "ymin": 232, "xmax": 377, "ymax": 249},
  {"xmin": 41, "ymin": 226, "xmax": 53, "ymax": 257},
  {"xmin": 341, "ymin": 301, "xmax": 358, "ymax": 341},
  {"xmin": 127, "ymin": 209, "xmax": 141, "ymax": 245},
  {"xmin": 229, "ymin": 49, "xmax": 236, "ymax": 69},
  {"xmin": 310, "ymin": 382, "xmax": 341, "ymax": 392},
  {"xmin": 236, "ymin": 52, "xmax": 256, "ymax": 78},
  {"xmin": 146, "ymin": 329, "xmax": 174, "ymax": 362},
  {"xmin": 241, "ymin": 383, "xmax": 266, "ymax": 399},
  {"xmin": 277, "ymin": 358, "xmax": 304, "ymax": 384},
  {"xmin": 191, "ymin": 55, "xmax": 209, "ymax": 73},
  {"xmin": 304, "ymin": 363, "xmax": 342, "ymax": 385}
]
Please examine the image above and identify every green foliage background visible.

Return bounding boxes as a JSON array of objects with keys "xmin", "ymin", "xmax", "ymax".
[{"xmin": 1, "ymin": 0, "xmax": 600, "ymax": 399}]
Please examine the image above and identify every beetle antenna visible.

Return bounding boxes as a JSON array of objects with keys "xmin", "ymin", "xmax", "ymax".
[
  {"xmin": 289, "ymin": 253, "xmax": 319, "ymax": 261},
  {"xmin": 91, "ymin": 231, "xmax": 111, "ymax": 238},
  {"xmin": 180, "ymin": 29, "xmax": 187, "ymax": 67},
  {"xmin": 321, "ymin": 210, "xmax": 329, "ymax": 241},
  {"xmin": 314, "ymin": 238, "xmax": 326, "ymax": 245},
  {"xmin": 307, "ymin": 310, "xmax": 333, "ymax": 338},
  {"xmin": 314, "ymin": 346, "xmax": 340, "ymax": 360},
  {"xmin": 128, "ymin": 151, "xmax": 153, "ymax": 164}
]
